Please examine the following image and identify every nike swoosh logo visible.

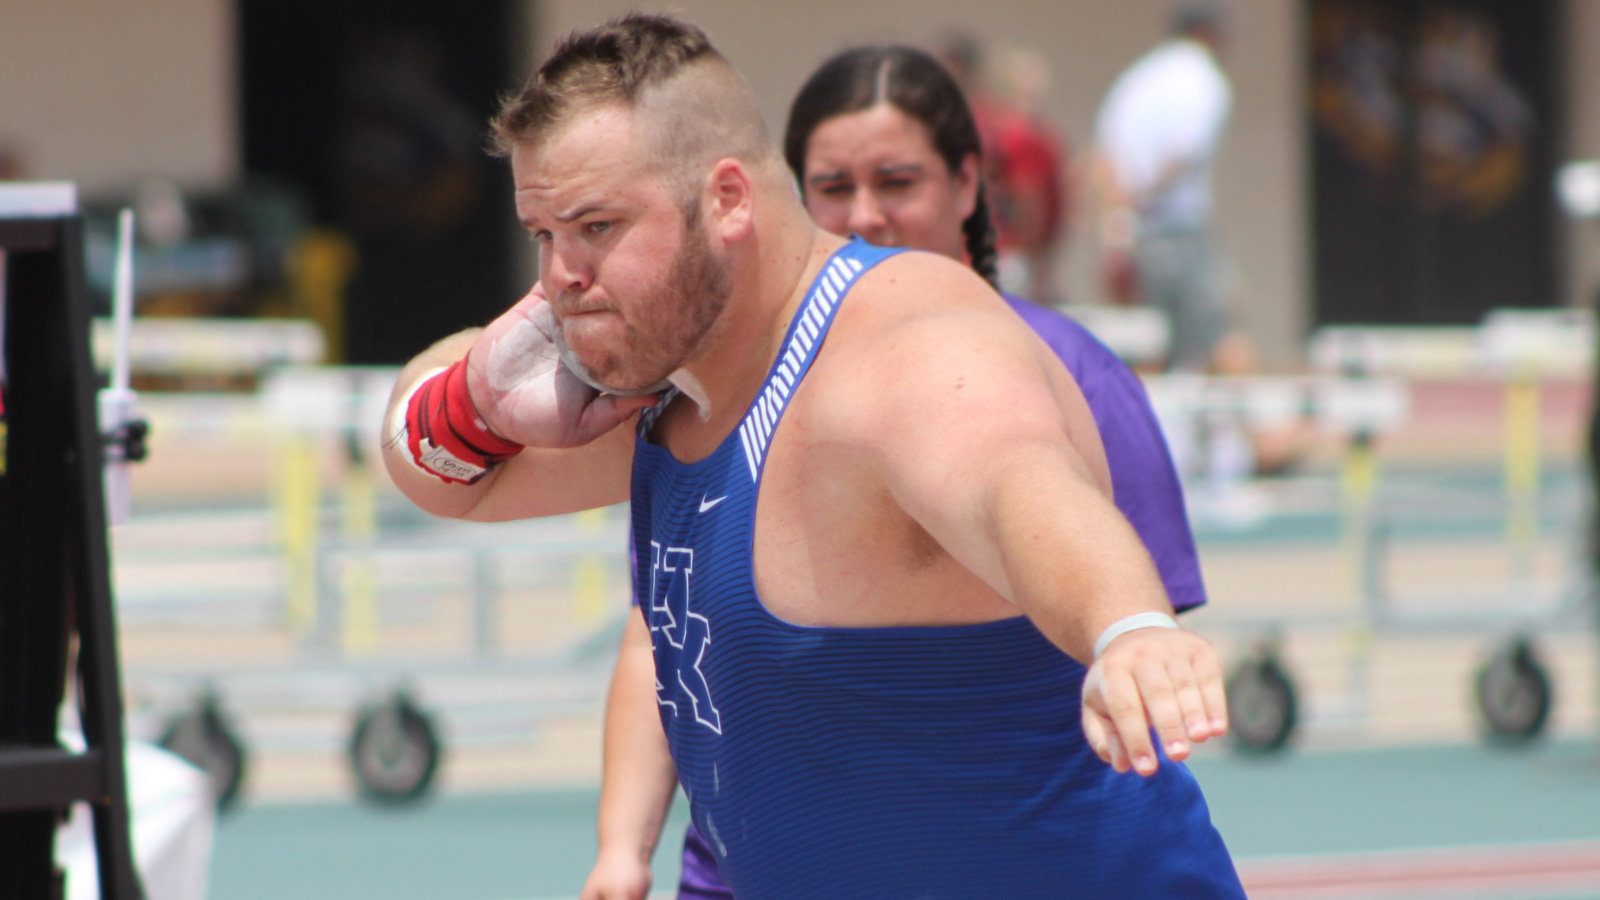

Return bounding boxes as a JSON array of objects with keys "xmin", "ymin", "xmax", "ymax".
[{"xmin": 699, "ymin": 494, "xmax": 728, "ymax": 513}]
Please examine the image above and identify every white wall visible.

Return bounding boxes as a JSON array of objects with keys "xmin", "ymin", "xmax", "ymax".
[
  {"xmin": 1563, "ymin": 0, "xmax": 1600, "ymax": 310},
  {"xmin": 0, "ymin": 1, "xmax": 1591, "ymax": 360},
  {"xmin": 528, "ymin": 0, "xmax": 1310, "ymax": 366},
  {"xmin": 0, "ymin": 0, "xmax": 236, "ymax": 195}
]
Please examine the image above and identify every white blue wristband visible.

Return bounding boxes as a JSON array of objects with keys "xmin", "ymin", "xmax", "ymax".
[{"xmin": 1093, "ymin": 612, "xmax": 1180, "ymax": 659}]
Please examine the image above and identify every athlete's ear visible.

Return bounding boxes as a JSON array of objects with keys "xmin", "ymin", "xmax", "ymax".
[{"xmin": 705, "ymin": 157, "xmax": 755, "ymax": 244}]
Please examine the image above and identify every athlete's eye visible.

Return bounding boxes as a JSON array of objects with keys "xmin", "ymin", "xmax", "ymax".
[
  {"xmin": 586, "ymin": 220, "xmax": 613, "ymax": 235},
  {"xmin": 531, "ymin": 229, "xmax": 553, "ymax": 244},
  {"xmin": 816, "ymin": 183, "xmax": 853, "ymax": 198}
]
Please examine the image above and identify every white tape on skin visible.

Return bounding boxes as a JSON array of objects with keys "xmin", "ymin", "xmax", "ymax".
[
  {"xmin": 669, "ymin": 368, "xmax": 712, "ymax": 421},
  {"xmin": 486, "ymin": 308, "xmax": 561, "ymax": 394},
  {"xmin": 1093, "ymin": 612, "xmax": 1180, "ymax": 659},
  {"xmin": 493, "ymin": 301, "xmax": 670, "ymax": 398}
]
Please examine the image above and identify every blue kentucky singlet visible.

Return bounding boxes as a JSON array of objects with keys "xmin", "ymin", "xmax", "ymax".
[{"xmin": 630, "ymin": 238, "xmax": 1244, "ymax": 900}]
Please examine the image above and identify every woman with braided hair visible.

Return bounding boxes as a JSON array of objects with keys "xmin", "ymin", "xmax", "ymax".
[
  {"xmin": 785, "ymin": 44, "xmax": 1205, "ymax": 603},
  {"xmin": 596, "ymin": 43, "xmax": 1213, "ymax": 900}
]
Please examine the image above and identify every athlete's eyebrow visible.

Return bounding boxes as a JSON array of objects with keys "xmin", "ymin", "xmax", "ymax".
[
  {"xmin": 517, "ymin": 202, "xmax": 613, "ymax": 231},
  {"xmin": 554, "ymin": 203, "xmax": 610, "ymax": 223}
]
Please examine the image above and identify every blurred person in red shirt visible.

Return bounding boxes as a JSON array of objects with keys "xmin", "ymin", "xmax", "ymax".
[{"xmin": 939, "ymin": 36, "xmax": 1069, "ymax": 306}]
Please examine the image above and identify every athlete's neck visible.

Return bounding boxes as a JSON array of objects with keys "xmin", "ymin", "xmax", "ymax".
[{"xmin": 667, "ymin": 212, "xmax": 837, "ymax": 428}]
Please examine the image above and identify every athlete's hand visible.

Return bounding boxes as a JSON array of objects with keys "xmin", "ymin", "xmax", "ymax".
[
  {"xmin": 465, "ymin": 283, "xmax": 657, "ymax": 448},
  {"xmin": 578, "ymin": 849, "xmax": 653, "ymax": 900},
  {"xmin": 1080, "ymin": 627, "xmax": 1228, "ymax": 775}
]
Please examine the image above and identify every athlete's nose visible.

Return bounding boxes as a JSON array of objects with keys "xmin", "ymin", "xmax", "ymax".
[{"xmin": 543, "ymin": 239, "xmax": 594, "ymax": 296}]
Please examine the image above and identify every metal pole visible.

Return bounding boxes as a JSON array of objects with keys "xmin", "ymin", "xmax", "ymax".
[{"xmin": 1588, "ymin": 286, "xmax": 1600, "ymax": 762}]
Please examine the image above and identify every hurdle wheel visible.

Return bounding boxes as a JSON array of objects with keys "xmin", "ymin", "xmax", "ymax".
[
  {"xmin": 348, "ymin": 690, "xmax": 441, "ymax": 804},
  {"xmin": 1474, "ymin": 636, "xmax": 1552, "ymax": 745},
  {"xmin": 157, "ymin": 689, "xmax": 248, "ymax": 812},
  {"xmin": 1225, "ymin": 653, "xmax": 1298, "ymax": 754}
]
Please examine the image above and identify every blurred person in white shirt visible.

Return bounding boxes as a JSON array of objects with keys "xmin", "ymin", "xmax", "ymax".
[{"xmin": 1092, "ymin": 2, "xmax": 1231, "ymax": 375}]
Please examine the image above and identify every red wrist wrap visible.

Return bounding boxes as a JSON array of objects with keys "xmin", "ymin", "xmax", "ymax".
[{"xmin": 404, "ymin": 359, "xmax": 524, "ymax": 484}]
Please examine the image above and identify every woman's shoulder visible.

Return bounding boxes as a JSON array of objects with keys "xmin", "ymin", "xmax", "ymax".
[{"xmin": 999, "ymin": 295, "xmax": 1131, "ymax": 378}]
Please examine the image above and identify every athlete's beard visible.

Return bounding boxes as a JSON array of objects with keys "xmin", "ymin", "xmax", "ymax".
[{"xmin": 556, "ymin": 209, "xmax": 731, "ymax": 395}]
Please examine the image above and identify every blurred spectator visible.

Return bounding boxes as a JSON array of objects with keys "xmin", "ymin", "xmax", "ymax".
[
  {"xmin": 1092, "ymin": 2, "xmax": 1232, "ymax": 373},
  {"xmin": 0, "ymin": 144, "xmax": 25, "ymax": 180},
  {"xmin": 938, "ymin": 34, "xmax": 1069, "ymax": 306},
  {"xmin": 1094, "ymin": 6, "xmax": 1314, "ymax": 482}
]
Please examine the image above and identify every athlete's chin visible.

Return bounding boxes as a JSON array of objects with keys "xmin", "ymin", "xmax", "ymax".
[
  {"xmin": 563, "ymin": 324, "xmax": 625, "ymax": 373},
  {"xmin": 581, "ymin": 352, "xmax": 674, "ymax": 396},
  {"xmin": 565, "ymin": 323, "xmax": 682, "ymax": 394}
]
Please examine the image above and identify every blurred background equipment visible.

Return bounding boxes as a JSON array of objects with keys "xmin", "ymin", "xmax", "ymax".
[
  {"xmin": 1556, "ymin": 154, "xmax": 1600, "ymax": 768},
  {"xmin": 116, "ymin": 365, "xmax": 634, "ymax": 809},
  {"xmin": 0, "ymin": 183, "xmax": 144, "ymax": 898},
  {"xmin": 1173, "ymin": 307, "xmax": 1595, "ymax": 754}
]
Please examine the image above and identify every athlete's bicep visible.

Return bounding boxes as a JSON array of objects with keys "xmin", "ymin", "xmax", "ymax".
[{"xmin": 845, "ymin": 308, "xmax": 1109, "ymax": 598}]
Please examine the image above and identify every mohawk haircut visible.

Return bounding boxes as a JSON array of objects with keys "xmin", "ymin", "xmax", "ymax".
[{"xmin": 489, "ymin": 13, "xmax": 718, "ymax": 157}]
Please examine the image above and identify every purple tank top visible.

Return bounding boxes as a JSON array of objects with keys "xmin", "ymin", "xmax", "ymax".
[{"xmin": 1000, "ymin": 293, "xmax": 1206, "ymax": 613}]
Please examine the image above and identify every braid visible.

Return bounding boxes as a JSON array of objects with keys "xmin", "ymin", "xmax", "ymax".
[{"xmin": 964, "ymin": 184, "xmax": 1000, "ymax": 288}]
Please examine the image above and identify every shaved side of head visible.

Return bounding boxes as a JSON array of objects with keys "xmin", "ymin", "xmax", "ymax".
[
  {"xmin": 491, "ymin": 13, "xmax": 783, "ymax": 206},
  {"xmin": 633, "ymin": 54, "xmax": 782, "ymax": 201}
]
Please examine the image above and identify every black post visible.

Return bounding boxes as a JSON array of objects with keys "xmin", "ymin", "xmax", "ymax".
[
  {"xmin": 0, "ymin": 212, "xmax": 144, "ymax": 899},
  {"xmin": 1589, "ymin": 281, "xmax": 1600, "ymax": 763}
]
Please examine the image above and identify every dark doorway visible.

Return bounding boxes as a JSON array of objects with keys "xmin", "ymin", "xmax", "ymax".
[
  {"xmin": 238, "ymin": 0, "xmax": 520, "ymax": 364},
  {"xmin": 1307, "ymin": 0, "xmax": 1561, "ymax": 326}
]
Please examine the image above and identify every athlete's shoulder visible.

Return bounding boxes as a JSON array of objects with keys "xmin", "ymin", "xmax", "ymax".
[
  {"xmin": 841, "ymin": 250, "xmax": 1015, "ymax": 331},
  {"xmin": 802, "ymin": 253, "xmax": 1072, "ymax": 446},
  {"xmin": 819, "ymin": 255, "xmax": 1043, "ymax": 401}
]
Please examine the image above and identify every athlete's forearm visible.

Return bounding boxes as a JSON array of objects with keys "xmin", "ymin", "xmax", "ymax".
[
  {"xmin": 595, "ymin": 614, "xmax": 679, "ymax": 866},
  {"xmin": 382, "ymin": 329, "xmax": 499, "ymax": 519}
]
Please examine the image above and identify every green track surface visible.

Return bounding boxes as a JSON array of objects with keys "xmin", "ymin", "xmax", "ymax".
[{"xmin": 207, "ymin": 740, "xmax": 1600, "ymax": 900}]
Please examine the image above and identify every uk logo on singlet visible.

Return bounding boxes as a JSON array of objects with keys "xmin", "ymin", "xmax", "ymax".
[{"xmin": 648, "ymin": 541, "xmax": 722, "ymax": 734}]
